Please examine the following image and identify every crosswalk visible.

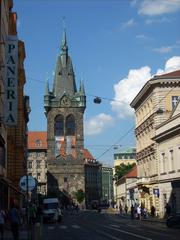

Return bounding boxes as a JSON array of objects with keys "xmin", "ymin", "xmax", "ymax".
[{"xmin": 48, "ymin": 224, "xmax": 81, "ymax": 230}]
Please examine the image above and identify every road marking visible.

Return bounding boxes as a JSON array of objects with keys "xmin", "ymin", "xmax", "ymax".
[
  {"xmin": 111, "ymin": 224, "xmax": 119, "ymax": 228},
  {"xmin": 48, "ymin": 226, "xmax": 55, "ymax": 230},
  {"xmin": 105, "ymin": 226, "xmax": 152, "ymax": 240},
  {"xmin": 59, "ymin": 225, "xmax": 67, "ymax": 229},
  {"xmin": 95, "ymin": 228, "xmax": 122, "ymax": 240},
  {"xmin": 72, "ymin": 225, "xmax": 80, "ymax": 228}
]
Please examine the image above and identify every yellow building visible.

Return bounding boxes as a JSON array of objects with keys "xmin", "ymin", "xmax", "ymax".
[
  {"xmin": 130, "ymin": 69, "xmax": 180, "ymax": 216},
  {"xmin": 153, "ymin": 99, "xmax": 180, "ymax": 217}
]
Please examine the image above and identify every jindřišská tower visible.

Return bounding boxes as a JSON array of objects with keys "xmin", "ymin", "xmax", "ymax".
[{"xmin": 44, "ymin": 28, "xmax": 86, "ymax": 201}]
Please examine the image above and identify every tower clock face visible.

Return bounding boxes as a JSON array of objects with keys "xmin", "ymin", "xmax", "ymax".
[{"xmin": 61, "ymin": 96, "xmax": 70, "ymax": 107}]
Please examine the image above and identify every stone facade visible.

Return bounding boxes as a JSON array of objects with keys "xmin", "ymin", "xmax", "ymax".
[
  {"xmin": 130, "ymin": 70, "xmax": 180, "ymax": 216},
  {"xmin": 44, "ymin": 28, "xmax": 86, "ymax": 201},
  {"xmin": 153, "ymin": 100, "xmax": 180, "ymax": 217}
]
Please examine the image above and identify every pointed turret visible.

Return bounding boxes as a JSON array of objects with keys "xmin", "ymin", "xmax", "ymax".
[
  {"xmin": 52, "ymin": 26, "xmax": 77, "ymax": 98},
  {"xmin": 79, "ymin": 79, "xmax": 85, "ymax": 95},
  {"xmin": 45, "ymin": 79, "xmax": 50, "ymax": 96}
]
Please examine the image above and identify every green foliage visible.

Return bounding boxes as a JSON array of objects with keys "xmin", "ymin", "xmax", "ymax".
[
  {"xmin": 75, "ymin": 189, "xmax": 85, "ymax": 203},
  {"xmin": 114, "ymin": 163, "xmax": 136, "ymax": 180}
]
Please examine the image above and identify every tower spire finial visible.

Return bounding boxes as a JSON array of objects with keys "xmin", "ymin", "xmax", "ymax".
[{"xmin": 61, "ymin": 16, "xmax": 67, "ymax": 49}]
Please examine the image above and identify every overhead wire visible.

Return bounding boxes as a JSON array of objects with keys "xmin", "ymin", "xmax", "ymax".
[{"xmin": 26, "ymin": 75, "xmax": 179, "ymax": 160}]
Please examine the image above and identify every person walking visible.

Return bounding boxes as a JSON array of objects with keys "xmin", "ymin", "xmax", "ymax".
[
  {"xmin": 130, "ymin": 204, "xmax": 134, "ymax": 219},
  {"xmin": 9, "ymin": 203, "xmax": 20, "ymax": 240},
  {"xmin": 0, "ymin": 208, "xmax": 5, "ymax": 240},
  {"xmin": 137, "ymin": 205, "xmax": 141, "ymax": 220}
]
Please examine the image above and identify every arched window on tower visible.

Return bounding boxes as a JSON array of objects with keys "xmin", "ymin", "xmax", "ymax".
[
  {"xmin": 54, "ymin": 115, "xmax": 64, "ymax": 136},
  {"xmin": 65, "ymin": 114, "xmax": 75, "ymax": 136}
]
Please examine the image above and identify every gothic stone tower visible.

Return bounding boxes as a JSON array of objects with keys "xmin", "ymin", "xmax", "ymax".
[{"xmin": 44, "ymin": 29, "xmax": 86, "ymax": 200}]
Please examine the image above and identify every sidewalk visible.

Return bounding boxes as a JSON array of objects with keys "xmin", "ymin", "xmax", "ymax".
[
  {"xmin": 4, "ymin": 226, "xmax": 28, "ymax": 240},
  {"xmin": 117, "ymin": 212, "xmax": 166, "ymax": 223},
  {"xmin": 4, "ymin": 222, "xmax": 42, "ymax": 240}
]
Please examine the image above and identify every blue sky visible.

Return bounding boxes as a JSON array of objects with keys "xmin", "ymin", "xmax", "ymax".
[{"xmin": 13, "ymin": 0, "xmax": 180, "ymax": 166}]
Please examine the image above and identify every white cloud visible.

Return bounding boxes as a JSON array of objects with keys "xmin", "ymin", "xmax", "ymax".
[
  {"xmin": 121, "ymin": 19, "xmax": 136, "ymax": 28},
  {"xmin": 138, "ymin": 0, "xmax": 180, "ymax": 16},
  {"xmin": 153, "ymin": 46, "xmax": 172, "ymax": 53},
  {"xmin": 145, "ymin": 17, "xmax": 170, "ymax": 24},
  {"xmin": 85, "ymin": 113, "xmax": 114, "ymax": 136},
  {"xmin": 111, "ymin": 66, "xmax": 151, "ymax": 118},
  {"xmin": 111, "ymin": 56, "xmax": 180, "ymax": 118},
  {"xmin": 156, "ymin": 56, "xmax": 180, "ymax": 74}
]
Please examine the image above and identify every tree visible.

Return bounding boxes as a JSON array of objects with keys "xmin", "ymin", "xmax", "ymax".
[
  {"xmin": 75, "ymin": 189, "xmax": 85, "ymax": 204},
  {"xmin": 115, "ymin": 163, "xmax": 135, "ymax": 180}
]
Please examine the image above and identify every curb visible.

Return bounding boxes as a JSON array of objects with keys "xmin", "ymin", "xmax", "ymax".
[{"xmin": 117, "ymin": 213, "xmax": 166, "ymax": 223}]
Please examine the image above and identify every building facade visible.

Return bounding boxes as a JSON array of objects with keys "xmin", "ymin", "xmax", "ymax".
[
  {"xmin": 84, "ymin": 149, "xmax": 102, "ymax": 208},
  {"xmin": 0, "ymin": 0, "xmax": 30, "ymax": 209},
  {"xmin": 27, "ymin": 132, "xmax": 47, "ymax": 196},
  {"xmin": 153, "ymin": 99, "xmax": 180, "ymax": 217},
  {"xmin": 114, "ymin": 147, "xmax": 136, "ymax": 167},
  {"xmin": 116, "ymin": 166, "xmax": 138, "ymax": 211},
  {"xmin": 130, "ymin": 69, "xmax": 180, "ymax": 215},
  {"xmin": 101, "ymin": 166, "xmax": 113, "ymax": 205},
  {"xmin": 44, "ymin": 28, "xmax": 86, "ymax": 201}
]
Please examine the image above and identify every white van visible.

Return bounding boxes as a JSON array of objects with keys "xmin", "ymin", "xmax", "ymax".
[{"xmin": 42, "ymin": 198, "xmax": 62, "ymax": 223}]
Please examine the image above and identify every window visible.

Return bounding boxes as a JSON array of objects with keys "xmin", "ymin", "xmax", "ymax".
[
  {"xmin": 161, "ymin": 153, "xmax": 165, "ymax": 173},
  {"xmin": 36, "ymin": 160, "xmax": 41, "ymax": 169},
  {"xmin": 64, "ymin": 177, "xmax": 67, "ymax": 182},
  {"xmin": 28, "ymin": 161, "xmax": 32, "ymax": 169},
  {"xmin": 169, "ymin": 149, "xmax": 174, "ymax": 171},
  {"xmin": 172, "ymin": 96, "xmax": 179, "ymax": 109},
  {"xmin": 37, "ymin": 173, "xmax": 41, "ymax": 180},
  {"xmin": 54, "ymin": 115, "xmax": 64, "ymax": 136},
  {"xmin": 65, "ymin": 114, "xmax": 75, "ymax": 135},
  {"xmin": 35, "ymin": 139, "xmax": 42, "ymax": 147}
]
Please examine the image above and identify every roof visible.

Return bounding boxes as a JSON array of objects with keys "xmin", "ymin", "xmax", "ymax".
[
  {"xmin": 124, "ymin": 165, "xmax": 137, "ymax": 178},
  {"xmin": 82, "ymin": 148, "xmax": 95, "ymax": 160},
  {"xmin": 155, "ymin": 69, "xmax": 180, "ymax": 79},
  {"xmin": 28, "ymin": 131, "xmax": 47, "ymax": 149}
]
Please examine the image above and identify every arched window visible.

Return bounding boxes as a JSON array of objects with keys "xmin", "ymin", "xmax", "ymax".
[
  {"xmin": 54, "ymin": 115, "xmax": 64, "ymax": 136},
  {"xmin": 65, "ymin": 114, "xmax": 75, "ymax": 135}
]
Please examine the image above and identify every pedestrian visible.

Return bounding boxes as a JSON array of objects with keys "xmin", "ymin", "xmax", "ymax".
[
  {"xmin": 165, "ymin": 203, "xmax": 171, "ymax": 217},
  {"xmin": 0, "ymin": 208, "xmax": 5, "ymax": 240},
  {"xmin": 124, "ymin": 204, "xmax": 128, "ymax": 215},
  {"xmin": 150, "ymin": 205, "xmax": 155, "ymax": 217},
  {"xmin": 119, "ymin": 204, "xmax": 122, "ymax": 214},
  {"xmin": 130, "ymin": 204, "xmax": 134, "ymax": 219},
  {"xmin": 29, "ymin": 203, "xmax": 36, "ymax": 225},
  {"xmin": 8, "ymin": 203, "xmax": 20, "ymax": 240},
  {"xmin": 137, "ymin": 205, "xmax": 141, "ymax": 220}
]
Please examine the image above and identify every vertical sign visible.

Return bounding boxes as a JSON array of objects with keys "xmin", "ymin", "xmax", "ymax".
[{"xmin": 5, "ymin": 35, "xmax": 18, "ymax": 125}]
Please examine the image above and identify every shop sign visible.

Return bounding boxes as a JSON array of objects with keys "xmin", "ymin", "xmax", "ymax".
[
  {"xmin": 153, "ymin": 188, "xmax": 159, "ymax": 197},
  {"xmin": 5, "ymin": 35, "xmax": 18, "ymax": 125}
]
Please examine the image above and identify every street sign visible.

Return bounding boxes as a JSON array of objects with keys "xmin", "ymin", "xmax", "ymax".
[{"xmin": 19, "ymin": 175, "xmax": 36, "ymax": 192}]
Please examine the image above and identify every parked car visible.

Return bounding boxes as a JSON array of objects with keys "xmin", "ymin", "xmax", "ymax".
[
  {"xmin": 166, "ymin": 214, "xmax": 180, "ymax": 228},
  {"xmin": 42, "ymin": 198, "xmax": 62, "ymax": 223}
]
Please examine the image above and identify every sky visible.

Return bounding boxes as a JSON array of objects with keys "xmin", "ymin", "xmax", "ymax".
[{"xmin": 13, "ymin": 0, "xmax": 180, "ymax": 167}]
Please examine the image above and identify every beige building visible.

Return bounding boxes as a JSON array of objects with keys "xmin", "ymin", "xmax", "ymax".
[
  {"xmin": 153, "ymin": 99, "xmax": 180, "ymax": 217},
  {"xmin": 130, "ymin": 69, "xmax": 180, "ymax": 216},
  {"xmin": 115, "ymin": 166, "xmax": 138, "ymax": 211},
  {"xmin": 27, "ymin": 132, "xmax": 47, "ymax": 195}
]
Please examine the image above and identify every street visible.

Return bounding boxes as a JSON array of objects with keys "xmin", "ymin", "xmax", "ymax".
[{"xmin": 41, "ymin": 210, "xmax": 180, "ymax": 240}]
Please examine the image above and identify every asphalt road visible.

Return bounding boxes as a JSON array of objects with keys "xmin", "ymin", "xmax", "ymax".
[{"xmin": 41, "ymin": 210, "xmax": 180, "ymax": 240}]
